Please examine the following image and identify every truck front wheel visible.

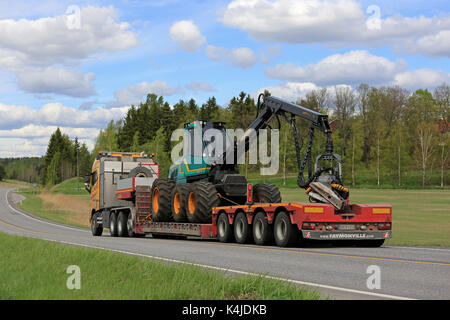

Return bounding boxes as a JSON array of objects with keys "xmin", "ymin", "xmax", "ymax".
[
  {"xmin": 91, "ymin": 212, "xmax": 103, "ymax": 236},
  {"xmin": 274, "ymin": 211, "xmax": 298, "ymax": 247}
]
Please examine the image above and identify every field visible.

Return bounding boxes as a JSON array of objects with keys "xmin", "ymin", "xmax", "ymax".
[
  {"xmin": 0, "ymin": 232, "xmax": 321, "ymax": 300},
  {"xmin": 280, "ymin": 188, "xmax": 450, "ymax": 247}
]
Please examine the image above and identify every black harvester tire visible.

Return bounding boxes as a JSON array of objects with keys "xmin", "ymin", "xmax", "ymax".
[
  {"xmin": 128, "ymin": 166, "xmax": 153, "ymax": 178},
  {"xmin": 217, "ymin": 212, "xmax": 234, "ymax": 243},
  {"xmin": 151, "ymin": 178, "xmax": 175, "ymax": 222},
  {"xmin": 91, "ymin": 212, "xmax": 103, "ymax": 236},
  {"xmin": 117, "ymin": 211, "xmax": 128, "ymax": 237},
  {"xmin": 253, "ymin": 184, "xmax": 282, "ymax": 203},
  {"xmin": 171, "ymin": 183, "xmax": 190, "ymax": 222},
  {"xmin": 274, "ymin": 211, "xmax": 298, "ymax": 247},
  {"xmin": 186, "ymin": 181, "xmax": 219, "ymax": 223},
  {"xmin": 252, "ymin": 211, "xmax": 273, "ymax": 246}
]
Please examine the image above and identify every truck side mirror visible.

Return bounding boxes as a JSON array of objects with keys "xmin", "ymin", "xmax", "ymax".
[{"xmin": 84, "ymin": 182, "xmax": 91, "ymax": 194}]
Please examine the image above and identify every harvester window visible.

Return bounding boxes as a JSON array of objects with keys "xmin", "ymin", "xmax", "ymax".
[{"xmin": 92, "ymin": 170, "xmax": 98, "ymax": 186}]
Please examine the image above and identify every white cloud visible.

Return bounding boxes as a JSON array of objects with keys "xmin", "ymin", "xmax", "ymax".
[
  {"xmin": 253, "ymin": 82, "xmax": 320, "ymax": 102},
  {"xmin": 206, "ymin": 45, "xmax": 258, "ymax": 69},
  {"xmin": 169, "ymin": 20, "xmax": 206, "ymax": 52},
  {"xmin": 393, "ymin": 69, "xmax": 450, "ymax": 91},
  {"xmin": 221, "ymin": 0, "xmax": 450, "ymax": 57},
  {"xmin": 106, "ymin": 80, "xmax": 184, "ymax": 108},
  {"xmin": 0, "ymin": 102, "xmax": 128, "ymax": 130},
  {"xmin": 0, "ymin": 6, "xmax": 139, "ymax": 67},
  {"xmin": 16, "ymin": 67, "xmax": 96, "ymax": 97},
  {"xmin": 265, "ymin": 50, "xmax": 407, "ymax": 86},
  {"xmin": 185, "ymin": 81, "xmax": 215, "ymax": 93}
]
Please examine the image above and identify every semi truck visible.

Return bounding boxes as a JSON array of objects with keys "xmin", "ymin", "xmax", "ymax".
[{"xmin": 85, "ymin": 95, "xmax": 392, "ymax": 247}]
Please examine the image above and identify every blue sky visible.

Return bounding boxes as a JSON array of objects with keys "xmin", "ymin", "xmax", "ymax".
[{"xmin": 0, "ymin": 0, "xmax": 448, "ymax": 157}]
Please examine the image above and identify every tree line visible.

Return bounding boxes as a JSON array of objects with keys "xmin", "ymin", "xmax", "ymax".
[{"xmin": 5, "ymin": 82, "xmax": 448, "ymax": 188}]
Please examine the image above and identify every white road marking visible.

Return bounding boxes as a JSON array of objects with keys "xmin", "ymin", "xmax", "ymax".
[
  {"xmin": 40, "ymin": 237, "xmax": 417, "ymax": 300},
  {"xmin": 5, "ymin": 189, "xmax": 90, "ymax": 233}
]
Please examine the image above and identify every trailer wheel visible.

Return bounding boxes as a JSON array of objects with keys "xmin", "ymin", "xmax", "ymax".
[
  {"xmin": 274, "ymin": 211, "xmax": 298, "ymax": 247},
  {"xmin": 234, "ymin": 212, "xmax": 253, "ymax": 244},
  {"xmin": 171, "ymin": 184, "xmax": 189, "ymax": 222},
  {"xmin": 217, "ymin": 213, "xmax": 234, "ymax": 243},
  {"xmin": 253, "ymin": 184, "xmax": 282, "ymax": 203},
  {"xmin": 117, "ymin": 211, "xmax": 129, "ymax": 237},
  {"xmin": 252, "ymin": 212, "xmax": 273, "ymax": 246},
  {"xmin": 186, "ymin": 181, "xmax": 219, "ymax": 223},
  {"xmin": 109, "ymin": 212, "xmax": 118, "ymax": 237},
  {"xmin": 91, "ymin": 212, "xmax": 103, "ymax": 236},
  {"xmin": 151, "ymin": 178, "xmax": 175, "ymax": 222}
]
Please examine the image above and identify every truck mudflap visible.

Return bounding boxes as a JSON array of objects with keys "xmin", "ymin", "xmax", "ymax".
[{"xmin": 302, "ymin": 230, "xmax": 392, "ymax": 240}]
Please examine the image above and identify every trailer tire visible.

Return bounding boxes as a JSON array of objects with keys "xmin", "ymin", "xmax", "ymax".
[
  {"xmin": 234, "ymin": 212, "xmax": 253, "ymax": 244},
  {"xmin": 91, "ymin": 212, "xmax": 103, "ymax": 236},
  {"xmin": 151, "ymin": 178, "xmax": 175, "ymax": 222},
  {"xmin": 171, "ymin": 184, "xmax": 189, "ymax": 222},
  {"xmin": 186, "ymin": 181, "xmax": 219, "ymax": 223},
  {"xmin": 109, "ymin": 212, "xmax": 118, "ymax": 237},
  {"xmin": 128, "ymin": 166, "xmax": 153, "ymax": 178},
  {"xmin": 126, "ymin": 212, "xmax": 136, "ymax": 237},
  {"xmin": 252, "ymin": 212, "xmax": 273, "ymax": 246},
  {"xmin": 253, "ymin": 184, "xmax": 282, "ymax": 203},
  {"xmin": 117, "ymin": 211, "xmax": 129, "ymax": 237},
  {"xmin": 274, "ymin": 211, "xmax": 298, "ymax": 247},
  {"xmin": 217, "ymin": 213, "xmax": 234, "ymax": 243}
]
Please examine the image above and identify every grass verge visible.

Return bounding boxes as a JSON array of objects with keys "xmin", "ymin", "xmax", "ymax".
[
  {"xmin": 0, "ymin": 232, "xmax": 322, "ymax": 300},
  {"xmin": 280, "ymin": 188, "xmax": 450, "ymax": 247},
  {"xmin": 17, "ymin": 190, "xmax": 89, "ymax": 229}
]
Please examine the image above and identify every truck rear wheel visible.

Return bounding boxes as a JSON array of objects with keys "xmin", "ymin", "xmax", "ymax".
[
  {"xmin": 217, "ymin": 213, "xmax": 234, "ymax": 243},
  {"xmin": 171, "ymin": 184, "xmax": 189, "ymax": 222},
  {"xmin": 252, "ymin": 212, "xmax": 273, "ymax": 245},
  {"xmin": 357, "ymin": 239, "xmax": 385, "ymax": 247},
  {"xmin": 126, "ymin": 211, "xmax": 136, "ymax": 237},
  {"xmin": 109, "ymin": 212, "xmax": 118, "ymax": 237},
  {"xmin": 117, "ymin": 211, "xmax": 128, "ymax": 237},
  {"xmin": 186, "ymin": 181, "xmax": 219, "ymax": 223},
  {"xmin": 274, "ymin": 211, "xmax": 298, "ymax": 247},
  {"xmin": 91, "ymin": 212, "xmax": 103, "ymax": 236},
  {"xmin": 151, "ymin": 178, "xmax": 175, "ymax": 222},
  {"xmin": 253, "ymin": 184, "xmax": 282, "ymax": 203},
  {"xmin": 234, "ymin": 212, "xmax": 253, "ymax": 244}
]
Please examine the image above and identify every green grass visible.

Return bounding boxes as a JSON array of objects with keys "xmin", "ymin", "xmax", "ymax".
[
  {"xmin": 280, "ymin": 188, "xmax": 450, "ymax": 247},
  {"xmin": 0, "ymin": 232, "xmax": 322, "ymax": 300},
  {"xmin": 17, "ymin": 190, "xmax": 88, "ymax": 229},
  {"xmin": 247, "ymin": 170, "xmax": 449, "ymax": 189},
  {"xmin": 51, "ymin": 177, "xmax": 87, "ymax": 195}
]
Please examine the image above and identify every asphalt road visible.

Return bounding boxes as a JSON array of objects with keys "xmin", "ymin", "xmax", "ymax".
[{"xmin": 1, "ymin": 187, "xmax": 449, "ymax": 300}]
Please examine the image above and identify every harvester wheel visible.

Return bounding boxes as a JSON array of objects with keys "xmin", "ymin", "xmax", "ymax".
[
  {"xmin": 252, "ymin": 211, "xmax": 273, "ymax": 246},
  {"xmin": 151, "ymin": 178, "xmax": 175, "ymax": 222},
  {"xmin": 234, "ymin": 212, "xmax": 253, "ymax": 244},
  {"xmin": 217, "ymin": 212, "xmax": 234, "ymax": 243},
  {"xmin": 91, "ymin": 212, "xmax": 103, "ymax": 236},
  {"xmin": 186, "ymin": 181, "xmax": 219, "ymax": 223},
  {"xmin": 117, "ymin": 211, "xmax": 128, "ymax": 237},
  {"xmin": 274, "ymin": 211, "xmax": 298, "ymax": 247},
  {"xmin": 253, "ymin": 184, "xmax": 282, "ymax": 203},
  {"xmin": 171, "ymin": 184, "xmax": 189, "ymax": 222}
]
